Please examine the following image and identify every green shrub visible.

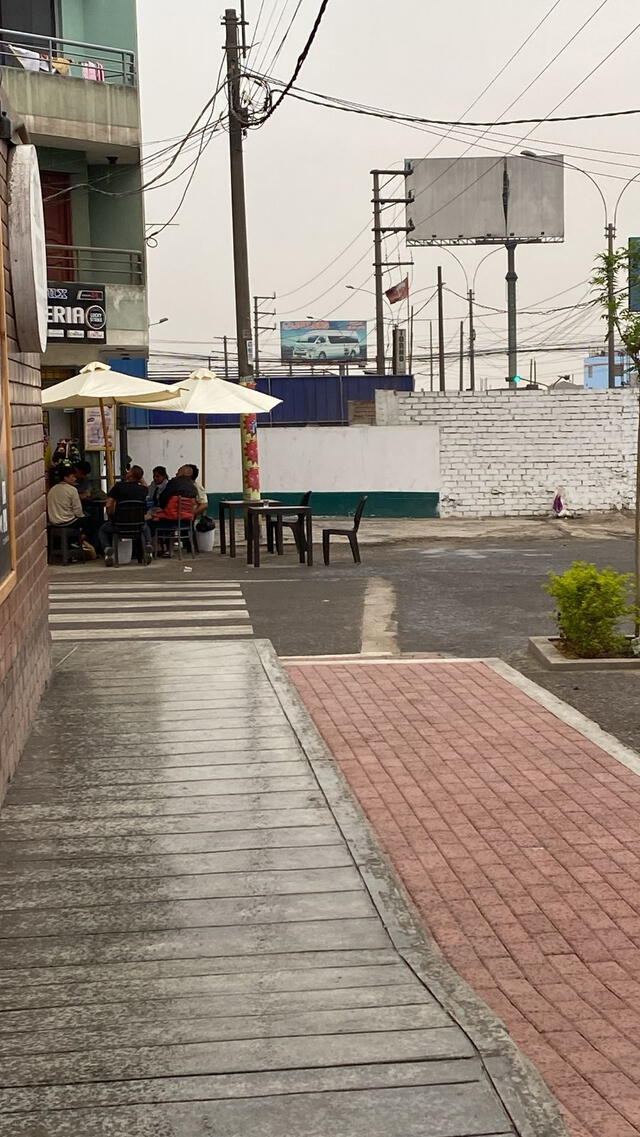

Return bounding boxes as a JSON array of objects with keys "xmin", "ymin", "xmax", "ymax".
[{"xmin": 545, "ymin": 561, "xmax": 632, "ymax": 658}]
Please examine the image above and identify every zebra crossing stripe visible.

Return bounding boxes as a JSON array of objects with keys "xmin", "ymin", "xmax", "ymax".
[{"xmin": 49, "ymin": 581, "xmax": 254, "ymax": 641}]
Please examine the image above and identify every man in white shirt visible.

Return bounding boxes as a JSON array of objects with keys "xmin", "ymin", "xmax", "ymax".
[{"xmin": 47, "ymin": 468, "xmax": 87, "ymax": 539}]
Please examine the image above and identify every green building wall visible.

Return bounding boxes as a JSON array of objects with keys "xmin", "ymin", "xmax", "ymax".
[{"xmin": 59, "ymin": 0, "xmax": 138, "ymax": 53}]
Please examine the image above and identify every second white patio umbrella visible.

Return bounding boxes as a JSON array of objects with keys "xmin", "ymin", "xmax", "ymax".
[{"xmin": 128, "ymin": 368, "xmax": 282, "ymax": 482}]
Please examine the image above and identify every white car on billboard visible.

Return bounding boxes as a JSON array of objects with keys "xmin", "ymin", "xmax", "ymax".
[{"xmin": 292, "ymin": 331, "xmax": 361, "ymax": 360}]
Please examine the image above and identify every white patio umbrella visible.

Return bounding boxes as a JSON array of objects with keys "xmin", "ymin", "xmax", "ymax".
[
  {"xmin": 41, "ymin": 362, "xmax": 182, "ymax": 486},
  {"xmin": 128, "ymin": 368, "xmax": 282, "ymax": 482}
]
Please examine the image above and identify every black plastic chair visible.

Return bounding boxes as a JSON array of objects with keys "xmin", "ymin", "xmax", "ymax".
[
  {"xmin": 112, "ymin": 500, "xmax": 150, "ymax": 565},
  {"xmin": 322, "ymin": 496, "xmax": 368, "ymax": 565},
  {"xmin": 266, "ymin": 491, "xmax": 312, "ymax": 559}
]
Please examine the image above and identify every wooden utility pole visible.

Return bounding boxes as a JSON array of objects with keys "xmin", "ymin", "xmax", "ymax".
[{"xmin": 224, "ymin": 8, "xmax": 259, "ymax": 499}]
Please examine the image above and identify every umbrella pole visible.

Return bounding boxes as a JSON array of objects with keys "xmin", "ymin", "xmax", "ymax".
[
  {"xmin": 199, "ymin": 414, "xmax": 206, "ymax": 488},
  {"xmin": 99, "ymin": 399, "xmax": 114, "ymax": 488}
]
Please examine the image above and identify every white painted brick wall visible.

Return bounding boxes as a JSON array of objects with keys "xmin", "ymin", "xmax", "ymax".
[{"xmin": 375, "ymin": 389, "xmax": 638, "ymax": 517}]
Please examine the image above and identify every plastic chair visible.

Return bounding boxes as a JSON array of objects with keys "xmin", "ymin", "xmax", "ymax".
[
  {"xmin": 153, "ymin": 496, "xmax": 198, "ymax": 560},
  {"xmin": 322, "ymin": 496, "xmax": 368, "ymax": 566},
  {"xmin": 112, "ymin": 500, "xmax": 150, "ymax": 565},
  {"xmin": 266, "ymin": 491, "xmax": 312, "ymax": 559},
  {"xmin": 47, "ymin": 524, "xmax": 84, "ymax": 565}
]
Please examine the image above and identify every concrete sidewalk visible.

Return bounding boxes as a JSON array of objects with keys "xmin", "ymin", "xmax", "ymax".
[
  {"xmin": 347, "ymin": 511, "xmax": 635, "ymax": 547},
  {"xmin": 0, "ymin": 641, "xmax": 559, "ymax": 1136},
  {"xmin": 288, "ymin": 656, "xmax": 640, "ymax": 1137}
]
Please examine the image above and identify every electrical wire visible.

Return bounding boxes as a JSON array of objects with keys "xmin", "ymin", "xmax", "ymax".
[
  {"xmin": 251, "ymin": 74, "xmax": 640, "ymax": 130},
  {"xmin": 268, "ymin": 0, "xmax": 305, "ymax": 69},
  {"xmin": 243, "ymin": 5, "xmax": 634, "ymax": 310},
  {"xmin": 42, "ymin": 79, "xmax": 228, "ymax": 206},
  {"xmin": 255, "ymin": 0, "xmax": 331, "ymax": 124}
]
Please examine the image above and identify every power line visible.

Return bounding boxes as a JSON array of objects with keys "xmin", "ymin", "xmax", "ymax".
[
  {"xmin": 264, "ymin": 0, "xmax": 305, "ymax": 72},
  {"xmin": 256, "ymin": 0, "xmax": 331, "ymax": 123}
]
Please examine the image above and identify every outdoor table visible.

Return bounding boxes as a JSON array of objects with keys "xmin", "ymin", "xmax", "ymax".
[
  {"xmin": 247, "ymin": 504, "xmax": 313, "ymax": 569},
  {"xmin": 218, "ymin": 498, "xmax": 281, "ymax": 557},
  {"xmin": 82, "ymin": 498, "xmax": 106, "ymax": 549}
]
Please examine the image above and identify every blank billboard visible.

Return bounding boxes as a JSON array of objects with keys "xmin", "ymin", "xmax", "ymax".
[{"xmin": 405, "ymin": 155, "xmax": 564, "ymax": 245}]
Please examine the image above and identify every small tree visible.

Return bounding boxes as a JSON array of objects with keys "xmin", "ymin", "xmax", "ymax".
[
  {"xmin": 546, "ymin": 561, "xmax": 632, "ymax": 657},
  {"xmin": 591, "ymin": 247, "xmax": 640, "ymax": 634}
]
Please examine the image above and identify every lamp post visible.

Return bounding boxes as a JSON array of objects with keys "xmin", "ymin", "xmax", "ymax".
[
  {"xmin": 521, "ymin": 151, "xmax": 620, "ymax": 388},
  {"xmin": 148, "ymin": 317, "xmax": 169, "ymax": 328}
]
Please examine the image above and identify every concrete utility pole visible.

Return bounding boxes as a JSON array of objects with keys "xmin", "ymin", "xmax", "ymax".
[
  {"xmin": 429, "ymin": 320, "xmax": 434, "ymax": 391},
  {"xmin": 437, "ymin": 266, "xmax": 445, "ymax": 391},
  {"xmin": 606, "ymin": 223, "xmax": 616, "ymax": 389},
  {"xmin": 224, "ymin": 8, "xmax": 259, "ymax": 499},
  {"xmin": 505, "ymin": 239, "xmax": 518, "ymax": 381},
  {"xmin": 253, "ymin": 293, "xmax": 276, "ymax": 378},
  {"xmin": 458, "ymin": 320, "xmax": 464, "ymax": 392},
  {"xmin": 468, "ymin": 289, "xmax": 476, "ymax": 392}
]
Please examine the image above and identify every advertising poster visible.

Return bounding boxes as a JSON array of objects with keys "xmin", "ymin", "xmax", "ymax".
[
  {"xmin": 84, "ymin": 405, "xmax": 115, "ymax": 451},
  {"xmin": 281, "ymin": 320, "xmax": 367, "ymax": 363}
]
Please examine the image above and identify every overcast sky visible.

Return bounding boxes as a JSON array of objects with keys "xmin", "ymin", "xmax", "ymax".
[{"xmin": 137, "ymin": 0, "xmax": 640, "ymax": 385}]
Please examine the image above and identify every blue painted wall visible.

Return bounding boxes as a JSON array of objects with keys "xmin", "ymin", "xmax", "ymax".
[{"xmin": 128, "ymin": 374, "xmax": 414, "ymax": 429}]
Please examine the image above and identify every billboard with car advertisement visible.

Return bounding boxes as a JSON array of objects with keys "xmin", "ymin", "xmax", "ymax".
[{"xmin": 281, "ymin": 320, "xmax": 367, "ymax": 364}]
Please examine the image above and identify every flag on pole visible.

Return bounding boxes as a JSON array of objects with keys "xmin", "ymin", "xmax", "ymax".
[{"xmin": 385, "ymin": 276, "xmax": 409, "ymax": 304}]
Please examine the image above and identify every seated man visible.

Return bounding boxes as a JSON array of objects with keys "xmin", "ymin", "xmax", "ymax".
[
  {"xmin": 148, "ymin": 464, "xmax": 198, "ymax": 555},
  {"xmin": 184, "ymin": 463, "xmax": 208, "ymax": 517},
  {"xmin": 99, "ymin": 465, "xmax": 151, "ymax": 565},
  {"xmin": 47, "ymin": 466, "xmax": 92, "ymax": 549},
  {"xmin": 73, "ymin": 460, "xmax": 93, "ymax": 501}
]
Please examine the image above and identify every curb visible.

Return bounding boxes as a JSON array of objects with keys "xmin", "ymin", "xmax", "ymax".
[
  {"xmin": 528, "ymin": 635, "xmax": 640, "ymax": 671},
  {"xmin": 256, "ymin": 639, "xmax": 570, "ymax": 1137}
]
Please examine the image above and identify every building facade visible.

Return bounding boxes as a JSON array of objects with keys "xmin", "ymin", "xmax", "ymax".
[
  {"xmin": 0, "ymin": 92, "xmax": 50, "ymax": 804},
  {"xmin": 583, "ymin": 351, "xmax": 631, "ymax": 389},
  {"xmin": 0, "ymin": 0, "xmax": 147, "ymax": 456}
]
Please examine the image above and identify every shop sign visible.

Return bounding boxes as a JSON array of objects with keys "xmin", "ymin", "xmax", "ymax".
[{"xmin": 47, "ymin": 284, "xmax": 107, "ymax": 343}]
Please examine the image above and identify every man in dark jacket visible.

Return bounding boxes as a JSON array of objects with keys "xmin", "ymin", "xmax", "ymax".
[
  {"xmin": 157, "ymin": 465, "xmax": 199, "ymax": 512},
  {"xmin": 99, "ymin": 465, "xmax": 151, "ymax": 564}
]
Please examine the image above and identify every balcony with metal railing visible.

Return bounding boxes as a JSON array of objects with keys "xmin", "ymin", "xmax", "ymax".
[
  {"xmin": 46, "ymin": 244, "xmax": 144, "ymax": 286},
  {"xmin": 0, "ymin": 30, "xmax": 136, "ymax": 84},
  {"xmin": 0, "ymin": 30, "xmax": 140, "ymax": 156}
]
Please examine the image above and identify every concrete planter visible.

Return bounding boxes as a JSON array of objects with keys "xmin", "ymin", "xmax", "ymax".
[{"xmin": 529, "ymin": 636, "xmax": 640, "ymax": 671}]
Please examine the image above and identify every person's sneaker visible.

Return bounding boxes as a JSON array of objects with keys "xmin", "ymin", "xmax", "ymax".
[
  {"xmin": 104, "ymin": 547, "xmax": 114, "ymax": 568},
  {"xmin": 144, "ymin": 543, "xmax": 153, "ymax": 565}
]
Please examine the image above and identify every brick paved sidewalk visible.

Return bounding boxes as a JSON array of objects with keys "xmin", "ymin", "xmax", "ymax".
[{"xmin": 288, "ymin": 657, "xmax": 640, "ymax": 1137}]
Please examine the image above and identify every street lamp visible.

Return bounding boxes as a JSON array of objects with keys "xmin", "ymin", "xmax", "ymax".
[
  {"xmin": 148, "ymin": 317, "xmax": 169, "ymax": 328},
  {"xmin": 521, "ymin": 151, "xmax": 624, "ymax": 388}
]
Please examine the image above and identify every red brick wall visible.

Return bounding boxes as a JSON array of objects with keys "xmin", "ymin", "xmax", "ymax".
[{"xmin": 0, "ymin": 137, "xmax": 50, "ymax": 805}]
